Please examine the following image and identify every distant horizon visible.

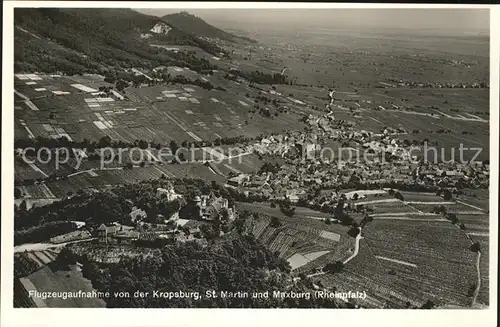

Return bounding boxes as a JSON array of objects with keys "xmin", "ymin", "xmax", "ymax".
[{"xmin": 135, "ymin": 8, "xmax": 490, "ymax": 34}]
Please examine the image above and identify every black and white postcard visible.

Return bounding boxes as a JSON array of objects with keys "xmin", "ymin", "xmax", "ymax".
[{"xmin": 1, "ymin": 2, "xmax": 498, "ymax": 327}]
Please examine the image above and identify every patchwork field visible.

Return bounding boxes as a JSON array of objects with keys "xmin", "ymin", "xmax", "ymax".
[{"xmin": 14, "ymin": 73, "xmax": 309, "ymax": 146}]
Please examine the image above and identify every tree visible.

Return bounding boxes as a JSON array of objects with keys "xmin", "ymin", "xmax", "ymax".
[
  {"xmin": 97, "ymin": 136, "xmax": 112, "ymax": 148},
  {"xmin": 388, "ymin": 189, "xmax": 395, "ymax": 196},
  {"xmin": 146, "ymin": 203, "xmax": 159, "ymax": 223},
  {"xmin": 394, "ymin": 192, "xmax": 404, "ymax": 201},
  {"xmin": 348, "ymin": 227, "xmax": 360, "ymax": 238},
  {"xmin": 200, "ymin": 224, "xmax": 219, "ymax": 240},
  {"xmin": 324, "ymin": 261, "xmax": 344, "ymax": 274},
  {"xmin": 443, "ymin": 189, "xmax": 452, "ymax": 201},
  {"xmin": 55, "ymin": 247, "xmax": 77, "ymax": 270},
  {"xmin": 220, "ymin": 208, "xmax": 230, "ymax": 222},
  {"xmin": 14, "ymin": 187, "xmax": 22, "ymax": 199},
  {"xmin": 360, "ymin": 215, "xmax": 373, "ymax": 227},
  {"xmin": 279, "ymin": 202, "xmax": 295, "ymax": 217},
  {"xmin": 169, "ymin": 140, "xmax": 179, "ymax": 154},
  {"xmin": 182, "ymin": 225, "xmax": 191, "ymax": 236},
  {"xmin": 446, "ymin": 213, "xmax": 458, "ymax": 224},
  {"xmin": 19, "ymin": 200, "xmax": 27, "ymax": 212},
  {"xmin": 420, "ymin": 300, "xmax": 436, "ymax": 309},
  {"xmin": 352, "ymin": 193, "xmax": 359, "ymax": 201},
  {"xmin": 270, "ymin": 217, "xmax": 282, "ymax": 228},
  {"xmin": 470, "ymin": 242, "xmax": 481, "ymax": 253},
  {"xmin": 173, "ymin": 152, "xmax": 187, "ymax": 164}
]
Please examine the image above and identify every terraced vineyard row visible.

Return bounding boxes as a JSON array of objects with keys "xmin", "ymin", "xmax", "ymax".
[
  {"xmin": 248, "ymin": 216, "xmax": 334, "ymax": 260},
  {"xmin": 293, "ymin": 235, "xmax": 356, "ymax": 276},
  {"xmin": 329, "ymin": 220, "xmax": 479, "ymax": 307}
]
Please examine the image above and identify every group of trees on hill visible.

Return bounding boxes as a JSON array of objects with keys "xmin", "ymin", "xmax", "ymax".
[
  {"xmin": 14, "ymin": 190, "xmax": 134, "ymax": 244},
  {"xmin": 14, "ymin": 178, "xmax": 251, "ymax": 243},
  {"xmin": 62, "ymin": 233, "xmax": 344, "ymax": 308},
  {"xmin": 14, "ymin": 221, "xmax": 77, "ymax": 245}
]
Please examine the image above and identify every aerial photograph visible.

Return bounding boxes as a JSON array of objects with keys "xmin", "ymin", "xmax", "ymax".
[{"xmin": 11, "ymin": 7, "xmax": 491, "ymax": 309}]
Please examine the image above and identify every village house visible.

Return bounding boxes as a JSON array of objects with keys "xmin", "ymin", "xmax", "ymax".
[
  {"xmin": 95, "ymin": 223, "xmax": 138, "ymax": 244},
  {"xmin": 95, "ymin": 223, "xmax": 120, "ymax": 241},
  {"xmin": 195, "ymin": 193, "xmax": 235, "ymax": 221},
  {"xmin": 227, "ymin": 174, "xmax": 250, "ymax": 187}
]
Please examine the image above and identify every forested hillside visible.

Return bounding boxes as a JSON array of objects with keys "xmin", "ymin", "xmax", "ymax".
[{"xmin": 14, "ymin": 8, "xmax": 225, "ymax": 74}]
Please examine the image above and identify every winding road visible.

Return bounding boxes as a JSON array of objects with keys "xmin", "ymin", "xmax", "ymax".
[
  {"xmin": 472, "ymin": 252, "xmax": 482, "ymax": 306},
  {"xmin": 343, "ymin": 231, "xmax": 362, "ymax": 265}
]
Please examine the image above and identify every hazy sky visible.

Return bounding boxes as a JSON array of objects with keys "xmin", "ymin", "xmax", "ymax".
[{"xmin": 136, "ymin": 8, "xmax": 489, "ymax": 32}]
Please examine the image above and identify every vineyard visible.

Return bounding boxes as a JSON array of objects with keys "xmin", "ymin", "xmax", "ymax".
[
  {"xmin": 249, "ymin": 216, "xmax": 331, "ymax": 259},
  {"xmin": 245, "ymin": 212, "xmax": 357, "ymax": 273},
  {"xmin": 14, "ymin": 249, "xmax": 60, "ymax": 272},
  {"xmin": 410, "ymin": 202, "xmax": 484, "ymax": 214},
  {"xmin": 457, "ymin": 214, "xmax": 489, "ymax": 235},
  {"xmin": 237, "ymin": 202, "xmax": 332, "ymax": 221},
  {"xmin": 49, "ymin": 230, "xmax": 92, "ymax": 244},
  {"xmin": 14, "ymin": 252, "xmax": 41, "ymax": 278},
  {"xmin": 68, "ymin": 243, "xmax": 162, "ymax": 264},
  {"xmin": 366, "ymin": 200, "xmax": 420, "ymax": 214},
  {"xmin": 14, "ymin": 158, "xmax": 46, "ymax": 182},
  {"xmin": 313, "ymin": 243, "xmax": 421, "ymax": 308},
  {"xmin": 323, "ymin": 219, "xmax": 479, "ymax": 307},
  {"xmin": 396, "ymin": 191, "xmax": 444, "ymax": 202}
]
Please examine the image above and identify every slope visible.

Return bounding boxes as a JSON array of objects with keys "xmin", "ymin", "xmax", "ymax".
[
  {"xmin": 162, "ymin": 11, "xmax": 257, "ymax": 44},
  {"xmin": 14, "ymin": 8, "xmax": 225, "ymax": 74}
]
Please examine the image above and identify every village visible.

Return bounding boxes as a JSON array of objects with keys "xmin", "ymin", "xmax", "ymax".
[{"xmin": 225, "ymin": 108, "xmax": 490, "ymax": 207}]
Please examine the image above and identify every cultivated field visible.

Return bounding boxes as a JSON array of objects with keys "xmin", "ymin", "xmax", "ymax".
[{"xmin": 313, "ymin": 219, "xmax": 479, "ymax": 308}]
